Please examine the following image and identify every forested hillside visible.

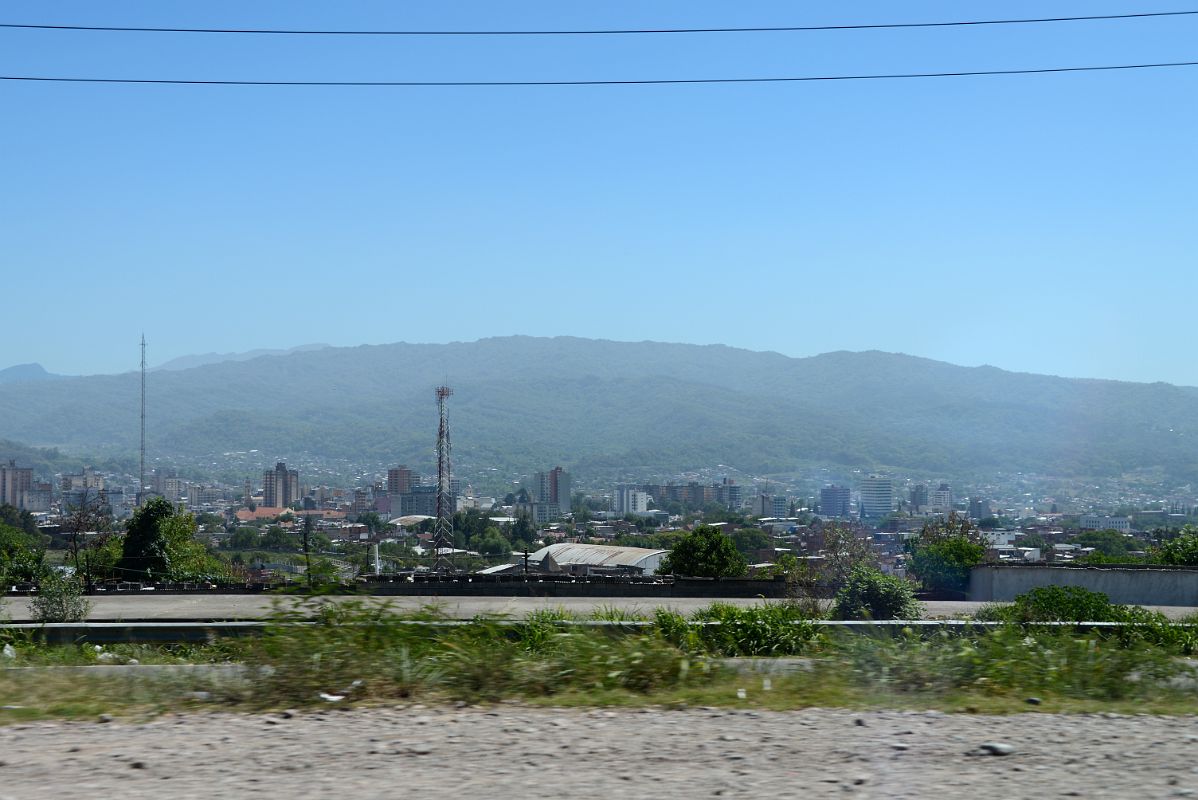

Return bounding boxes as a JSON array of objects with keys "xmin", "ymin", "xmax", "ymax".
[{"xmin": 0, "ymin": 337, "xmax": 1195, "ymax": 481}]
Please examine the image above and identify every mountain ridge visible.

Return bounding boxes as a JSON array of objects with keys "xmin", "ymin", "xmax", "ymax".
[{"xmin": 0, "ymin": 337, "xmax": 1194, "ymax": 482}]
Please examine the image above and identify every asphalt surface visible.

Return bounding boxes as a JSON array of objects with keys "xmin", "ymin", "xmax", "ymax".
[{"xmin": 3, "ymin": 594, "xmax": 1197, "ymax": 622}]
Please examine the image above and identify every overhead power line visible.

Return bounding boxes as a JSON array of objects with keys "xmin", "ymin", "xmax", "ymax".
[
  {"xmin": 1, "ymin": 10, "xmax": 1196, "ymax": 36},
  {"xmin": 2, "ymin": 61, "xmax": 1197, "ymax": 87}
]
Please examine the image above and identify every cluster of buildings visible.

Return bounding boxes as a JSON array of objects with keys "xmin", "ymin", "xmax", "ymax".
[{"xmin": 817, "ymin": 476, "xmax": 992, "ymax": 522}]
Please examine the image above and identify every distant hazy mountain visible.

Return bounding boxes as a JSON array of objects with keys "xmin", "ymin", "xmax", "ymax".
[
  {"xmin": 0, "ymin": 363, "xmax": 67, "ymax": 385},
  {"xmin": 0, "ymin": 336, "xmax": 1195, "ymax": 482},
  {"xmin": 152, "ymin": 343, "xmax": 331, "ymax": 372}
]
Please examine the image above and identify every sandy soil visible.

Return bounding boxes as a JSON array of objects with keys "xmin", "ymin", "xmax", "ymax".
[{"xmin": 1, "ymin": 705, "xmax": 1195, "ymax": 799}]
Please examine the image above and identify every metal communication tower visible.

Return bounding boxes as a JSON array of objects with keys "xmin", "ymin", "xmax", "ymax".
[
  {"xmin": 139, "ymin": 334, "xmax": 146, "ymax": 505},
  {"xmin": 431, "ymin": 385, "xmax": 456, "ymax": 572}
]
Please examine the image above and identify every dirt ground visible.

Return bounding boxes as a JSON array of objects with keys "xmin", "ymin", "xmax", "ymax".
[{"xmin": 1, "ymin": 705, "xmax": 1195, "ymax": 798}]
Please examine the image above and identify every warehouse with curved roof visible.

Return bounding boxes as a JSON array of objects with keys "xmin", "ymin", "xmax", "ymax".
[{"xmin": 527, "ymin": 543, "xmax": 667, "ymax": 576}]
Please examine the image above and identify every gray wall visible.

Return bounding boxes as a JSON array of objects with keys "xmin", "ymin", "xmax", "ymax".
[{"xmin": 970, "ymin": 565, "xmax": 1198, "ymax": 607}]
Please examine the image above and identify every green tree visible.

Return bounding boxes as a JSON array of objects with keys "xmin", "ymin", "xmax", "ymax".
[
  {"xmin": 908, "ymin": 537, "xmax": 985, "ymax": 594},
  {"xmin": 160, "ymin": 511, "xmax": 227, "ymax": 581},
  {"xmin": 225, "ymin": 527, "xmax": 261, "ymax": 550},
  {"xmin": 510, "ymin": 514, "xmax": 537, "ymax": 547},
  {"xmin": 261, "ymin": 526, "xmax": 298, "ymax": 551},
  {"xmin": 906, "ymin": 513, "xmax": 986, "ymax": 594},
  {"xmin": 1017, "ymin": 532, "xmax": 1050, "ymax": 551},
  {"xmin": 0, "ymin": 521, "xmax": 44, "ymax": 583},
  {"xmin": 118, "ymin": 496, "xmax": 174, "ymax": 580},
  {"xmin": 0, "ymin": 503, "xmax": 38, "ymax": 537},
  {"xmin": 1069, "ymin": 529, "xmax": 1131, "ymax": 558},
  {"xmin": 730, "ymin": 527, "xmax": 770, "ymax": 558},
  {"xmin": 1153, "ymin": 525, "xmax": 1198, "ymax": 566},
  {"xmin": 658, "ymin": 525, "xmax": 747, "ymax": 578},
  {"xmin": 475, "ymin": 528, "xmax": 512, "ymax": 556}
]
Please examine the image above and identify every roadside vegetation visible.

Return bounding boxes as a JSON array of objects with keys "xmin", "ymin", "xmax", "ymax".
[{"xmin": 4, "ymin": 590, "xmax": 1198, "ymax": 722}]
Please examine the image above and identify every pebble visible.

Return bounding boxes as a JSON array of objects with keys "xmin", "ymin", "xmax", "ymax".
[{"xmin": 979, "ymin": 742, "xmax": 1016, "ymax": 756}]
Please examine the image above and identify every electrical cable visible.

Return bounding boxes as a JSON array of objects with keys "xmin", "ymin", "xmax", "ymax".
[
  {"xmin": 2, "ymin": 61, "xmax": 1196, "ymax": 87},
  {"xmin": 0, "ymin": 10, "xmax": 1194, "ymax": 36}
]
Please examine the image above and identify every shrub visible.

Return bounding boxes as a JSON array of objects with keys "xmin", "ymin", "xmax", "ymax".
[
  {"xmin": 979, "ymin": 585, "xmax": 1121, "ymax": 623},
  {"xmin": 841, "ymin": 626, "xmax": 1184, "ymax": 700},
  {"xmin": 908, "ymin": 536, "xmax": 984, "ymax": 594},
  {"xmin": 28, "ymin": 572, "xmax": 92, "ymax": 623},
  {"xmin": 832, "ymin": 567, "xmax": 920, "ymax": 620},
  {"xmin": 683, "ymin": 602, "xmax": 823, "ymax": 656}
]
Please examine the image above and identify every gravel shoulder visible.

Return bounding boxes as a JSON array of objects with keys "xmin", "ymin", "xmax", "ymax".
[{"xmin": 1, "ymin": 706, "xmax": 1195, "ymax": 799}]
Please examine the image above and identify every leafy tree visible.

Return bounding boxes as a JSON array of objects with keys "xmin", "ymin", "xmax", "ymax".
[
  {"xmin": 356, "ymin": 511, "xmax": 384, "ymax": 534},
  {"xmin": 658, "ymin": 525, "xmax": 747, "ymax": 578},
  {"xmin": 0, "ymin": 521, "xmax": 44, "ymax": 583},
  {"xmin": 905, "ymin": 513, "xmax": 986, "ymax": 594},
  {"xmin": 815, "ymin": 522, "xmax": 878, "ymax": 585},
  {"xmin": 118, "ymin": 497, "xmax": 174, "ymax": 579},
  {"xmin": 730, "ymin": 527, "xmax": 770, "ymax": 558},
  {"xmin": 261, "ymin": 526, "xmax": 298, "ymax": 551},
  {"xmin": 510, "ymin": 514, "xmax": 538, "ymax": 547},
  {"xmin": 160, "ymin": 511, "xmax": 227, "ymax": 581},
  {"xmin": 1016, "ymin": 532, "xmax": 1050, "ymax": 551},
  {"xmin": 908, "ymin": 537, "xmax": 985, "ymax": 594},
  {"xmin": 916, "ymin": 513, "xmax": 986, "ymax": 546},
  {"xmin": 1069, "ymin": 529, "xmax": 1131, "ymax": 558},
  {"xmin": 833, "ymin": 566, "xmax": 920, "ymax": 620},
  {"xmin": 225, "ymin": 527, "xmax": 262, "ymax": 550},
  {"xmin": 475, "ymin": 528, "xmax": 512, "ymax": 556},
  {"xmin": 0, "ymin": 503, "xmax": 38, "ymax": 536},
  {"xmin": 1153, "ymin": 525, "xmax": 1198, "ymax": 566}
]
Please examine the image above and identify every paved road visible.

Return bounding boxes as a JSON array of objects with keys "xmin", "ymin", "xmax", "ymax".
[
  {"xmin": 1, "ymin": 706, "xmax": 1196, "ymax": 799},
  {"xmin": 3, "ymin": 594, "xmax": 1196, "ymax": 621}
]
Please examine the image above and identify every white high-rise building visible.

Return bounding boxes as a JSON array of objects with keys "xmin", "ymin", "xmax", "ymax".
[
  {"xmin": 613, "ymin": 485, "xmax": 650, "ymax": 514},
  {"xmin": 859, "ymin": 475, "xmax": 895, "ymax": 519},
  {"xmin": 929, "ymin": 482, "xmax": 953, "ymax": 512}
]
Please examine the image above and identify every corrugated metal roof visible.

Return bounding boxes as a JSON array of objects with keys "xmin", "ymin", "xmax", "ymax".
[{"xmin": 529, "ymin": 543, "xmax": 666, "ymax": 568}]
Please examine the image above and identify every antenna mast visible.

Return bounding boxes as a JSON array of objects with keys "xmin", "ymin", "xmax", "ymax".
[
  {"xmin": 139, "ymin": 334, "xmax": 146, "ymax": 504},
  {"xmin": 432, "ymin": 385, "xmax": 455, "ymax": 572}
]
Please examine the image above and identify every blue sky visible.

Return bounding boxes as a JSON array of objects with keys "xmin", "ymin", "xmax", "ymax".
[{"xmin": 2, "ymin": 1, "xmax": 1195, "ymax": 384}]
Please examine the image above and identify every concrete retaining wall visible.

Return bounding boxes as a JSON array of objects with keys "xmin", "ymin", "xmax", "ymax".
[{"xmin": 970, "ymin": 565, "xmax": 1198, "ymax": 606}]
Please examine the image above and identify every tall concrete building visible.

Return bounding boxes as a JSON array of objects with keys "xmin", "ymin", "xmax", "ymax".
[
  {"xmin": 0, "ymin": 460, "xmax": 33, "ymax": 510},
  {"xmin": 930, "ymin": 482, "xmax": 953, "ymax": 512},
  {"xmin": 859, "ymin": 475, "xmax": 895, "ymax": 519},
  {"xmin": 714, "ymin": 478, "xmax": 743, "ymax": 509},
  {"xmin": 968, "ymin": 497, "xmax": 991, "ymax": 520},
  {"xmin": 262, "ymin": 462, "xmax": 299, "ymax": 509},
  {"xmin": 751, "ymin": 494, "xmax": 789, "ymax": 519},
  {"xmin": 613, "ymin": 485, "xmax": 651, "ymax": 514},
  {"xmin": 909, "ymin": 484, "xmax": 929, "ymax": 512},
  {"xmin": 387, "ymin": 465, "xmax": 414, "ymax": 496},
  {"xmin": 820, "ymin": 484, "xmax": 851, "ymax": 518},
  {"xmin": 533, "ymin": 467, "xmax": 571, "ymax": 510}
]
